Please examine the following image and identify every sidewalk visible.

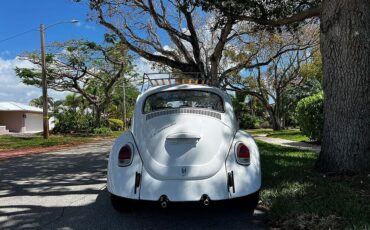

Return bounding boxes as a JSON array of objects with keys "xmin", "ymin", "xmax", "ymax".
[{"xmin": 253, "ymin": 134, "xmax": 321, "ymax": 153}]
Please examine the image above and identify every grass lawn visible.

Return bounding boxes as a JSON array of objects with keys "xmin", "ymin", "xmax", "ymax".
[
  {"xmin": 266, "ymin": 129, "xmax": 310, "ymax": 142},
  {"xmin": 246, "ymin": 129, "xmax": 274, "ymax": 135},
  {"xmin": 258, "ymin": 140, "xmax": 370, "ymax": 229},
  {"xmin": 247, "ymin": 128, "xmax": 311, "ymax": 142},
  {"xmin": 0, "ymin": 131, "xmax": 124, "ymax": 151}
]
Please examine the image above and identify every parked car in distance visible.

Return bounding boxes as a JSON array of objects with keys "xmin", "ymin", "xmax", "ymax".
[{"xmin": 107, "ymin": 80, "xmax": 261, "ymax": 211}]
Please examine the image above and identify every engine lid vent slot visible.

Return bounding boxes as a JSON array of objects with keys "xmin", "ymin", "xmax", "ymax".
[{"xmin": 146, "ymin": 108, "xmax": 221, "ymax": 120}]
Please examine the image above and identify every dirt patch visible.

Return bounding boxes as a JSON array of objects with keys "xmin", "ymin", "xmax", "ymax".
[
  {"xmin": 0, "ymin": 145, "xmax": 75, "ymax": 160},
  {"xmin": 0, "ymin": 138, "xmax": 112, "ymax": 160}
]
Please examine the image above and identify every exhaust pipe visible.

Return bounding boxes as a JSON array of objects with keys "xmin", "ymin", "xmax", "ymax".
[
  {"xmin": 159, "ymin": 195, "xmax": 168, "ymax": 208},
  {"xmin": 201, "ymin": 194, "xmax": 210, "ymax": 206}
]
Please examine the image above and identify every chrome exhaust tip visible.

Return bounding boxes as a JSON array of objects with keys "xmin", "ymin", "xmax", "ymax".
[
  {"xmin": 160, "ymin": 201, "xmax": 168, "ymax": 208},
  {"xmin": 201, "ymin": 194, "xmax": 210, "ymax": 206},
  {"xmin": 159, "ymin": 195, "xmax": 169, "ymax": 208},
  {"xmin": 204, "ymin": 198, "xmax": 210, "ymax": 206}
]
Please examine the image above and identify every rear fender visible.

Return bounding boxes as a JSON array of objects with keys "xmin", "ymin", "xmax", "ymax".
[
  {"xmin": 107, "ymin": 131, "xmax": 143, "ymax": 199},
  {"xmin": 225, "ymin": 130, "xmax": 261, "ymax": 198}
]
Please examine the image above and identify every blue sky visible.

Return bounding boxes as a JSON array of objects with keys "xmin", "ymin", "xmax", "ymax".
[
  {"xmin": 0, "ymin": 0, "xmax": 112, "ymax": 103},
  {"xmin": 0, "ymin": 0, "xmax": 106, "ymax": 59}
]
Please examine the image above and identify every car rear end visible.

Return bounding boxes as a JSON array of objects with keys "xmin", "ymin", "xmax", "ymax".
[{"xmin": 107, "ymin": 85, "xmax": 261, "ymax": 208}]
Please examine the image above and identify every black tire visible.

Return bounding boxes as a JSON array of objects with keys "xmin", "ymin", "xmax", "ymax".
[
  {"xmin": 110, "ymin": 193, "xmax": 134, "ymax": 212},
  {"xmin": 230, "ymin": 190, "xmax": 260, "ymax": 211},
  {"xmin": 245, "ymin": 190, "xmax": 260, "ymax": 210}
]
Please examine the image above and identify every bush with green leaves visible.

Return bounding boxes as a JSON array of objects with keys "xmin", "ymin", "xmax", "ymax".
[
  {"xmin": 93, "ymin": 127, "xmax": 112, "ymax": 135},
  {"xmin": 295, "ymin": 91, "xmax": 324, "ymax": 142},
  {"xmin": 53, "ymin": 110, "xmax": 94, "ymax": 133},
  {"xmin": 238, "ymin": 113, "xmax": 263, "ymax": 129},
  {"xmin": 108, "ymin": 118, "xmax": 124, "ymax": 131}
]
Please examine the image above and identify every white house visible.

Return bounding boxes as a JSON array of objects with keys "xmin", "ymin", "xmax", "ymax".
[{"xmin": 0, "ymin": 101, "xmax": 53, "ymax": 135}]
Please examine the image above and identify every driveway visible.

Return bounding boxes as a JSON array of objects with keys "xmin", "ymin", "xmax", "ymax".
[{"xmin": 0, "ymin": 141, "xmax": 266, "ymax": 230}]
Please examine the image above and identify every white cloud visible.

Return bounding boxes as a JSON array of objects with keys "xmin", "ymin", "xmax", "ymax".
[
  {"xmin": 0, "ymin": 57, "xmax": 68, "ymax": 104},
  {"xmin": 134, "ymin": 57, "xmax": 153, "ymax": 76},
  {"xmin": 74, "ymin": 21, "xmax": 96, "ymax": 31},
  {"xmin": 0, "ymin": 50, "xmax": 11, "ymax": 57}
]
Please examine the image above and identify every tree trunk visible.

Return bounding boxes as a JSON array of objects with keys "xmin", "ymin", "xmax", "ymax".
[
  {"xmin": 271, "ymin": 116, "xmax": 283, "ymax": 131},
  {"xmin": 95, "ymin": 106, "xmax": 102, "ymax": 128},
  {"xmin": 317, "ymin": 0, "xmax": 370, "ymax": 173},
  {"xmin": 267, "ymin": 109, "xmax": 284, "ymax": 131}
]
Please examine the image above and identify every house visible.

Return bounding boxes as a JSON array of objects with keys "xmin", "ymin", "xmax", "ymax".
[{"xmin": 0, "ymin": 101, "xmax": 53, "ymax": 135}]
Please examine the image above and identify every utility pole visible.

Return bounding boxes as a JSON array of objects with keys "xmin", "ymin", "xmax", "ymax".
[
  {"xmin": 123, "ymin": 80, "xmax": 127, "ymax": 130},
  {"xmin": 39, "ymin": 20, "xmax": 79, "ymax": 139},
  {"xmin": 40, "ymin": 24, "xmax": 49, "ymax": 139}
]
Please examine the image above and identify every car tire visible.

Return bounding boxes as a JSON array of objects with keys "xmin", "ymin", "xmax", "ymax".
[
  {"xmin": 245, "ymin": 190, "xmax": 260, "ymax": 210},
  {"xmin": 230, "ymin": 190, "xmax": 260, "ymax": 211},
  {"xmin": 110, "ymin": 193, "xmax": 133, "ymax": 212}
]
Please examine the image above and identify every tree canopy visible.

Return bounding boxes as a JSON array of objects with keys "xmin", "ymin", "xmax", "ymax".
[
  {"xmin": 16, "ymin": 39, "xmax": 137, "ymax": 126},
  {"xmin": 81, "ymin": 0, "xmax": 315, "ymax": 86}
]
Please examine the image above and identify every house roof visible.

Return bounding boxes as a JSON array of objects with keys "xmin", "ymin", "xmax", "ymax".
[{"xmin": 0, "ymin": 101, "xmax": 43, "ymax": 113}]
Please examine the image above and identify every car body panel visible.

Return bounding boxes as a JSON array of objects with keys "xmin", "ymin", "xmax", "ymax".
[
  {"xmin": 107, "ymin": 131, "xmax": 142, "ymax": 199},
  {"xmin": 135, "ymin": 114, "xmax": 235, "ymax": 180},
  {"xmin": 139, "ymin": 163, "xmax": 230, "ymax": 201},
  {"xmin": 225, "ymin": 130, "xmax": 261, "ymax": 198},
  {"xmin": 107, "ymin": 84, "xmax": 261, "ymax": 202}
]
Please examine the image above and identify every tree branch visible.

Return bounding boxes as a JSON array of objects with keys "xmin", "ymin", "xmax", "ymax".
[{"xmin": 236, "ymin": 6, "xmax": 321, "ymax": 26}]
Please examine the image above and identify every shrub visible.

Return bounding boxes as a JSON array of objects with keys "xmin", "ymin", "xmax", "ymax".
[
  {"xmin": 260, "ymin": 120, "xmax": 271, "ymax": 129},
  {"xmin": 108, "ymin": 118, "xmax": 124, "ymax": 131},
  {"xmin": 53, "ymin": 110, "xmax": 94, "ymax": 133},
  {"xmin": 239, "ymin": 113, "xmax": 262, "ymax": 129},
  {"xmin": 93, "ymin": 127, "xmax": 112, "ymax": 135},
  {"xmin": 296, "ymin": 91, "xmax": 324, "ymax": 142}
]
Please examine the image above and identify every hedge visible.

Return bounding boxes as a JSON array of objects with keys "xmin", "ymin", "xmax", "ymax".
[{"xmin": 296, "ymin": 91, "xmax": 324, "ymax": 142}]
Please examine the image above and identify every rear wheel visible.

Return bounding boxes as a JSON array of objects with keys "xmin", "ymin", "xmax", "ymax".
[
  {"xmin": 110, "ymin": 194, "xmax": 134, "ymax": 212},
  {"xmin": 245, "ymin": 190, "xmax": 260, "ymax": 210},
  {"xmin": 230, "ymin": 191, "xmax": 260, "ymax": 211}
]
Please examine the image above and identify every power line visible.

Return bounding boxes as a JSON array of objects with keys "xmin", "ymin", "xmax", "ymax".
[
  {"xmin": 0, "ymin": 27, "xmax": 38, "ymax": 44},
  {"xmin": 0, "ymin": 20, "xmax": 79, "ymax": 45}
]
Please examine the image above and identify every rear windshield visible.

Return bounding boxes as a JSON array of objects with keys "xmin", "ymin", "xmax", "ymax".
[{"xmin": 143, "ymin": 90, "xmax": 224, "ymax": 113}]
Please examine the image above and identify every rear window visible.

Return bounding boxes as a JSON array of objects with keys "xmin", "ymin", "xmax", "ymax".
[{"xmin": 143, "ymin": 90, "xmax": 224, "ymax": 113}]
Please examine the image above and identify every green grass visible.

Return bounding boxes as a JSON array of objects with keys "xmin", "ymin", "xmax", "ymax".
[
  {"xmin": 266, "ymin": 129, "xmax": 310, "ymax": 142},
  {"xmin": 258, "ymin": 140, "xmax": 370, "ymax": 229},
  {"xmin": 0, "ymin": 131, "xmax": 125, "ymax": 151},
  {"xmin": 111, "ymin": 130, "xmax": 125, "ymax": 138},
  {"xmin": 246, "ymin": 129, "xmax": 274, "ymax": 135},
  {"xmin": 247, "ymin": 128, "xmax": 311, "ymax": 142}
]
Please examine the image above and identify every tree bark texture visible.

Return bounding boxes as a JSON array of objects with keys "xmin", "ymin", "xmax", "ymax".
[{"xmin": 318, "ymin": 0, "xmax": 370, "ymax": 173}]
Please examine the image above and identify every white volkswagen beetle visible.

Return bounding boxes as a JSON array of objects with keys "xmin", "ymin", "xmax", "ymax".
[{"xmin": 108, "ymin": 81, "xmax": 261, "ymax": 210}]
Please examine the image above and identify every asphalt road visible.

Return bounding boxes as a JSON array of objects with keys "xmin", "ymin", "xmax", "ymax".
[{"xmin": 0, "ymin": 141, "xmax": 266, "ymax": 230}]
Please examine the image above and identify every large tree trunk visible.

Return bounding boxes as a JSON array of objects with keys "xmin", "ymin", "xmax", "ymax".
[
  {"xmin": 267, "ymin": 109, "xmax": 284, "ymax": 131},
  {"xmin": 94, "ymin": 106, "xmax": 102, "ymax": 128},
  {"xmin": 317, "ymin": 0, "xmax": 370, "ymax": 173}
]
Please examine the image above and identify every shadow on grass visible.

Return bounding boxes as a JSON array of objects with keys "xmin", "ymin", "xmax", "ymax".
[{"xmin": 257, "ymin": 141, "xmax": 370, "ymax": 229}]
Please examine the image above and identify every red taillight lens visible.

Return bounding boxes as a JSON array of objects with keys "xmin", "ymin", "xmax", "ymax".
[
  {"xmin": 236, "ymin": 143, "xmax": 250, "ymax": 165},
  {"xmin": 118, "ymin": 144, "xmax": 132, "ymax": 166}
]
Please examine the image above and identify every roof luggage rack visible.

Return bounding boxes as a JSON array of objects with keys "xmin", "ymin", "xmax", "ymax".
[{"xmin": 141, "ymin": 72, "xmax": 210, "ymax": 91}]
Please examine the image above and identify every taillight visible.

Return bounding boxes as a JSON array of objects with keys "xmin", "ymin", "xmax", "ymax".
[
  {"xmin": 236, "ymin": 143, "xmax": 250, "ymax": 166},
  {"xmin": 118, "ymin": 144, "xmax": 133, "ymax": 167}
]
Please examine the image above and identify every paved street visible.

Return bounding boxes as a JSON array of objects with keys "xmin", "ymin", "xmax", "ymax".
[{"xmin": 0, "ymin": 141, "xmax": 266, "ymax": 230}]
